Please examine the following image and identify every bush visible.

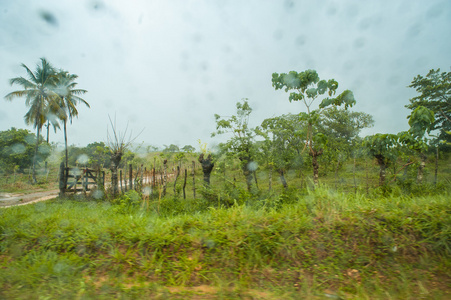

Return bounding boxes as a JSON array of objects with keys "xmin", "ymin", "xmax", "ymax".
[{"xmin": 112, "ymin": 190, "xmax": 142, "ymax": 214}]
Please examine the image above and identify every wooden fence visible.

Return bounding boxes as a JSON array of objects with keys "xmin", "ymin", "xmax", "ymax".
[
  {"xmin": 58, "ymin": 161, "xmax": 199, "ymax": 199},
  {"xmin": 59, "ymin": 163, "xmax": 105, "ymax": 196}
]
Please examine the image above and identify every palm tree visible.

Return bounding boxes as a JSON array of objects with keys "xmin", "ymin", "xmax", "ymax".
[
  {"xmin": 45, "ymin": 117, "xmax": 61, "ymax": 143},
  {"xmin": 5, "ymin": 58, "xmax": 59, "ymax": 183},
  {"xmin": 54, "ymin": 70, "xmax": 89, "ymax": 168}
]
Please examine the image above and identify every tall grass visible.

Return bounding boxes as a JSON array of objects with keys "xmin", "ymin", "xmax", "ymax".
[{"xmin": 0, "ymin": 187, "xmax": 449, "ymax": 299}]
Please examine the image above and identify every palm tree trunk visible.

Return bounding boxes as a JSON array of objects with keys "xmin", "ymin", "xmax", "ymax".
[
  {"xmin": 64, "ymin": 120, "xmax": 68, "ymax": 168},
  {"xmin": 32, "ymin": 126, "xmax": 40, "ymax": 184},
  {"xmin": 46, "ymin": 121, "xmax": 50, "ymax": 143}
]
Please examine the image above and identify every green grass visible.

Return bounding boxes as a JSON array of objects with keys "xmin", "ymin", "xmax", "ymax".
[
  {"xmin": 0, "ymin": 167, "xmax": 59, "ymax": 194},
  {"xmin": 0, "ymin": 187, "xmax": 450, "ymax": 299}
]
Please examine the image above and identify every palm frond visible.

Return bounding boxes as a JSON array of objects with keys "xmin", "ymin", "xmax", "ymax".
[
  {"xmin": 21, "ymin": 63, "xmax": 38, "ymax": 83},
  {"xmin": 5, "ymin": 90, "xmax": 32, "ymax": 101},
  {"xmin": 9, "ymin": 77, "xmax": 36, "ymax": 89}
]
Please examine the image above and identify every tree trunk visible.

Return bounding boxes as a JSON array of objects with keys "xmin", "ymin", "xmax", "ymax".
[
  {"xmin": 310, "ymin": 149, "xmax": 323, "ymax": 186},
  {"xmin": 279, "ymin": 169, "xmax": 288, "ymax": 189},
  {"xmin": 111, "ymin": 167, "xmax": 118, "ymax": 197},
  {"xmin": 417, "ymin": 152, "xmax": 427, "ymax": 183},
  {"xmin": 434, "ymin": 146, "xmax": 439, "ymax": 185},
  {"xmin": 64, "ymin": 120, "xmax": 68, "ymax": 170},
  {"xmin": 198, "ymin": 154, "xmax": 214, "ymax": 185},
  {"xmin": 243, "ymin": 167, "xmax": 253, "ymax": 191},
  {"xmin": 253, "ymin": 171, "xmax": 259, "ymax": 189},
  {"xmin": 376, "ymin": 155, "xmax": 387, "ymax": 186},
  {"xmin": 32, "ymin": 126, "xmax": 41, "ymax": 184},
  {"xmin": 59, "ymin": 161, "xmax": 66, "ymax": 197}
]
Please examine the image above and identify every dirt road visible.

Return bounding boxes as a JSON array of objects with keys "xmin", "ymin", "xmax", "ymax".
[{"xmin": 0, "ymin": 190, "xmax": 59, "ymax": 208}]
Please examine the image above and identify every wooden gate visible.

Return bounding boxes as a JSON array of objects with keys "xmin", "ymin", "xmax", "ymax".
[{"xmin": 59, "ymin": 163, "xmax": 105, "ymax": 195}]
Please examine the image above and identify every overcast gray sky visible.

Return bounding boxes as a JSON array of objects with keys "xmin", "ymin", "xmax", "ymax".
[{"xmin": 1, "ymin": 0, "xmax": 450, "ymax": 150}]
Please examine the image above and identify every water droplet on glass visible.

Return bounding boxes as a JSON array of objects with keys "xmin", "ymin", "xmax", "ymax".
[
  {"xmin": 11, "ymin": 143, "xmax": 26, "ymax": 154},
  {"xmin": 77, "ymin": 154, "xmax": 89, "ymax": 165},
  {"xmin": 143, "ymin": 186, "xmax": 152, "ymax": 196},
  {"xmin": 247, "ymin": 161, "xmax": 258, "ymax": 172},
  {"xmin": 92, "ymin": 189, "xmax": 104, "ymax": 199}
]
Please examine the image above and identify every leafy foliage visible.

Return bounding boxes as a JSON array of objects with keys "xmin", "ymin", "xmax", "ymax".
[
  {"xmin": 0, "ymin": 128, "xmax": 51, "ymax": 172},
  {"xmin": 212, "ymin": 99, "xmax": 257, "ymax": 190},
  {"xmin": 363, "ymin": 133, "xmax": 399, "ymax": 163},
  {"xmin": 406, "ymin": 68, "xmax": 451, "ymax": 146},
  {"xmin": 272, "ymin": 69, "xmax": 357, "ymax": 185}
]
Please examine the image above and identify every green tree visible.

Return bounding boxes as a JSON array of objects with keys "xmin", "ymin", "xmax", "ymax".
[
  {"xmin": 0, "ymin": 128, "xmax": 51, "ymax": 173},
  {"xmin": 54, "ymin": 70, "xmax": 89, "ymax": 168},
  {"xmin": 181, "ymin": 145, "xmax": 196, "ymax": 153},
  {"xmin": 213, "ymin": 99, "xmax": 257, "ymax": 191},
  {"xmin": 363, "ymin": 133, "xmax": 399, "ymax": 186},
  {"xmin": 318, "ymin": 107, "xmax": 374, "ymax": 146},
  {"xmin": 317, "ymin": 107, "xmax": 374, "ymax": 177},
  {"xmin": 272, "ymin": 69, "xmax": 356, "ymax": 185},
  {"xmin": 5, "ymin": 58, "xmax": 59, "ymax": 183},
  {"xmin": 163, "ymin": 144, "xmax": 180, "ymax": 153},
  {"xmin": 406, "ymin": 68, "xmax": 451, "ymax": 146},
  {"xmin": 256, "ymin": 114, "xmax": 304, "ymax": 189},
  {"xmin": 66, "ymin": 145, "xmax": 86, "ymax": 166},
  {"xmin": 399, "ymin": 106, "xmax": 435, "ymax": 182},
  {"xmin": 85, "ymin": 142, "xmax": 111, "ymax": 169}
]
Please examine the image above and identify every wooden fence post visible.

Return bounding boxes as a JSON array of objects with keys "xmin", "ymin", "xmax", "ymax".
[
  {"xmin": 120, "ymin": 169, "xmax": 123, "ymax": 194},
  {"xmin": 183, "ymin": 169, "xmax": 187, "ymax": 199},
  {"xmin": 129, "ymin": 164, "xmax": 133, "ymax": 191},
  {"xmin": 173, "ymin": 166, "xmax": 180, "ymax": 196},
  {"xmin": 140, "ymin": 164, "xmax": 144, "ymax": 190},
  {"xmin": 163, "ymin": 160, "xmax": 168, "ymax": 197},
  {"xmin": 59, "ymin": 162, "xmax": 66, "ymax": 197},
  {"xmin": 192, "ymin": 161, "xmax": 196, "ymax": 199}
]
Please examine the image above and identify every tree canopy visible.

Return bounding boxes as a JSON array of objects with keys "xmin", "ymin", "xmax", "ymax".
[
  {"xmin": 406, "ymin": 68, "xmax": 451, "ymax": 145},
  {"xmin": 0, "ymin": 128, "xmax": 51, "ymax": 172},
  {"xmin": 272, "ymin": 69, "xmax": 356, "ymax": 185}
]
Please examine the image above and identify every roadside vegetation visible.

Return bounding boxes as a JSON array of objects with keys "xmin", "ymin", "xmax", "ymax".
[{"xmin": 0, "ymin": 187, "xmax": 449, "ymax": 299}]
